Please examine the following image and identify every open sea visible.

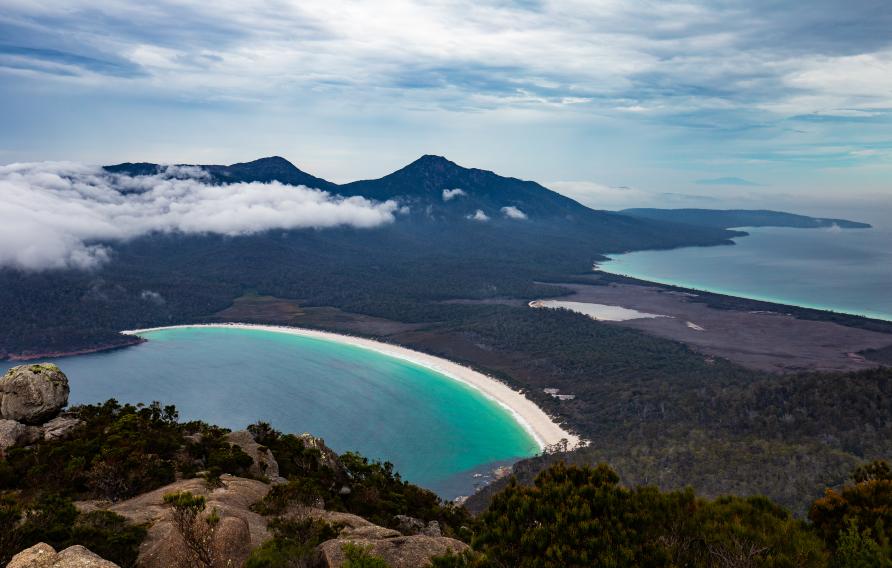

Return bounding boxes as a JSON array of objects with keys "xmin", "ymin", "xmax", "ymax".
[
  {"xmin": 600, "ymin": 224, "xmax": 892, "ymax": 322},
  {"xmin": 0, "ymin": 326, "xmax": 538, "ymax": 499}
]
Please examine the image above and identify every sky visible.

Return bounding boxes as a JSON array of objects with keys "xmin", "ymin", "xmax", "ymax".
[{"xmin": 1, "ymin": 0, "xmax": 891, "ymax": 221}]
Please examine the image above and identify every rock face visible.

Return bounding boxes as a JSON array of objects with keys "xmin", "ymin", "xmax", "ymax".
[
  {"xmin": 297, "ymin": 433, "xmax": 341, "ymax": 471},
  {"xmin": 7, "ymin": 542, "xmax": 119, "ymax": 567},
  {"xmin": 308, "ymin": 509, "xmax": 467, "ymax": 568},
  {"xmin": 76, "ymin": 474, "xmax": 271, "ymax": 568},
  {"xmin": 0, "ymin": 364, "xmax": 69, "ymax": 425},
  {"xmin": 395, "ymin": 515, "xmax": 442, "ymax": 537},
  {"xmin": 225, "ymin": 430, "xmax": 283, "ymax": 482},
  {"xmin": 0, "ymin": 419, "xmax": 41, "ymax": 456},
  {"xmin": 316, "ymin": 534, "xmax": 468, "ymax": 568},
  {"xmin": 41, "ymin": 415, "xmax": 83, "ymax": 441}
]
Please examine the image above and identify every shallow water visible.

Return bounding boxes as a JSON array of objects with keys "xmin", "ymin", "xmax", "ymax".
[
  {"xmin": 600, "ymin": 225, "xmax": 892, "ymax": 321},
  {"xmin": 0, "ymin": 326, "xmax": 538, "ymax": 498}
]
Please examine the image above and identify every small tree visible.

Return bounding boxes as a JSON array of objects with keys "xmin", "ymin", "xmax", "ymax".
[
  {"xmin": 163, "ymin": 491, "xmax": 220, "ymax": 568},
  {"xmin": 832, "ymin": 519, "xmax": 891, "ymax": 568}
]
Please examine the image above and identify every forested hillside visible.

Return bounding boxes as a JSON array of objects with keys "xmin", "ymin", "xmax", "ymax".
[{"xmin": 0, "ymin": 156, "xmax": 736, "ymax": 359}]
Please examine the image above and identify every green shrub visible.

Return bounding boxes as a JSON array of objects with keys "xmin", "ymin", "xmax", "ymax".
[
  {"xmin": 244, "ymin": 517, "xmax": 338, "ymax": 568},
  {"xmin": 342, "ymin": 543, "xmax": 390, "ymax": 568},
  {"xmin": 471, "ymin": 462, "xmax": 827, "ymax": 567}
]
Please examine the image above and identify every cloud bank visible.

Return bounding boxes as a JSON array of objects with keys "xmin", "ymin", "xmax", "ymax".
[{"xmin": 0, "ymin": 162, "xmax": 399, "ymax": 271}]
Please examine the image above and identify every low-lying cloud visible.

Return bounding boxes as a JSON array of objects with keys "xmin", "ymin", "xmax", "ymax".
[
  {"xmin": 467, "ymin": 209, "xmax": 489, "ymax": 222},
  {"xmin": 500, "ymin": 206, "xmax": 527, "ymax": 220},
  {"xmin": 0, "ymin": 162, "xmax": 400, "ymax": 271},
  {"xmin": 442, "ymin": 188, "xmax": 466, "ymax": 201}
]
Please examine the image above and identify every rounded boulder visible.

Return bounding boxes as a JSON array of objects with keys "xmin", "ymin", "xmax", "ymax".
[{"xmin": 0, "ymin": 363, "xmax": 70, "ymax": 425}]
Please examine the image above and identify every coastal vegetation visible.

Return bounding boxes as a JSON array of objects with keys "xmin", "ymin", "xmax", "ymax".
[
  {"xmin": 0, "ymin": 393, "xmax": 470, "ymax": 566},
  {"xmin": 449, "ymin": 305, "xmax": 892, "ymax": 514},
  {"xmin": 0, "ymin": 358, "xmax": 892, "ymax": 568},
  {"xmin": 0, "ymin": 364, "xmax": 889, "ymax": 566}
]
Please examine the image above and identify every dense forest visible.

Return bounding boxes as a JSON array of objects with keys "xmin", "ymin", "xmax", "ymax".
[{"xmin": 2, "ymin": 395, "xmax": 890, "ymax": 566}]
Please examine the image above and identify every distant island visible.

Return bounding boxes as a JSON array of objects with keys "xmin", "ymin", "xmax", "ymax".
[{"xmin": 621, "ymin": 208, "xmax": 871, "ymax": 229}]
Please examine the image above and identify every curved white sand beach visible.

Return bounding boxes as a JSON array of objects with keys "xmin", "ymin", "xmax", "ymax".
[{"xmin": 121, "ymin": 323, "xmax": 579, "ymax": 450}]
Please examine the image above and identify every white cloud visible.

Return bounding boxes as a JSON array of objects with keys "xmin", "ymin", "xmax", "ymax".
[
  {"xmin": 442, "ymin": 188, "xmax": 466, "ymax": 201},
  {"xmin": 0, "ymin": 162, "xmax": 399, "ymax": 271},
  {"xmin": 10, "ymin": 0, "xmax": 890, "ymax": 120},
  {"xmin": 140, "ymin": 290, "xmax": 165, "ymax": 304},
  {"xmin": 467, "ymin": 209, "xmax": 489, "ymax": 222},
  {"xmin": 500, "ymin": 205, "xmax": 527, "ymax": 220}
]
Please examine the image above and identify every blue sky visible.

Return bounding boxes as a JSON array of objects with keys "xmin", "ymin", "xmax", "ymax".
[{"xmin": 1, "ymin": 0, "xmax": 891, "ymax": 219}]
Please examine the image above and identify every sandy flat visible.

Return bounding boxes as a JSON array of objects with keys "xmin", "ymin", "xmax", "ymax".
[
  {"xmin": 529, "ymin": 299, "xmax": 667, "ymax": 322},
  {"xmin": 540, "ymin": 281, "xmax": 892, "ymax": 373},
  {"xmin": 121, "ymin": 323, "xmax": 579, "ymax": 450}
]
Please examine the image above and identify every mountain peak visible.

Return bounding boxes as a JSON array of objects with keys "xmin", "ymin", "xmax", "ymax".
[
  {"xmin": 237, "ymin": 156, "xmax": 295, "ymax": 167},
  {"xmin": 402, "ymin": 154, "xmax": 463, "ymax": 173}
]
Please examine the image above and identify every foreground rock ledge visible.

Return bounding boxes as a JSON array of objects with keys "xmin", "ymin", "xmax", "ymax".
[
  {"xmin": 7, "ymin": 543, "xmax": 119, "ymax": 568},
  {"xmin": 316, "ymin": 534, "xmax": 468, "ymax": 568}
]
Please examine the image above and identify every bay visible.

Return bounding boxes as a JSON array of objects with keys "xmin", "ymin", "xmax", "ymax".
[
  {"xmin": 0, "ymin": 326, "xmax": 539, "ymax": 498},
  {"xmin": 600, "ymin": 224, "xmax": 892, "ymax": 321}
]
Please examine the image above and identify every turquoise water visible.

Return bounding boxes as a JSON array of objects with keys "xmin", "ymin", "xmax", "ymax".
[
  {"xmin": 0, "ymin": 327, "xmax": 538, "ymax": 498},
  {"xmin": 600, "ymin": 225, "xmax": 892, "ymax": 321}
]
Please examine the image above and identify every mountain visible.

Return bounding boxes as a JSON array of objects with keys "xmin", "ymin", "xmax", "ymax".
[
  {"xmin": 621, "ymin": 208, "xmax": 871, "ymax": 229},
  {"xmin": 103, "ymin": 154, "xmax": 740, "ymax": 251},
  {"xmin": 3, "ymin": 155, "xmax": 740, "ymax": 359},
  {"xmin": 339, "ymin": 154, "xmax": 590, "ymax": 221},
  {"xmin": 105, "ymin": 156, "xmax": 338, "ymax": 192}
]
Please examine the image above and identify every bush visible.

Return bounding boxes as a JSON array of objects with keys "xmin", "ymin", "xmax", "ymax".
[
  {"xmin": 811, "ymin": 460, "xmax": 892, "ymax": 549},
  {"xmin": 471, "ymin": 462, "xmax": 827, "ymax": 567},
  {"xmin": 342, "ymin": 543, "xmax": 390, "ymax": 568},
  {"xmin": 244, "ymin": 517, "xmax": 338, "ymax": 568}
]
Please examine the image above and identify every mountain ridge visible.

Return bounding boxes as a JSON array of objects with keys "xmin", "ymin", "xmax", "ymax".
[
  {"xmin": 622, "ymin": 207, "xmax": 871, "ymax": 229},
  {"xmin": 103, "ymin": 156, "xmax": 869, "ymax": 231}
]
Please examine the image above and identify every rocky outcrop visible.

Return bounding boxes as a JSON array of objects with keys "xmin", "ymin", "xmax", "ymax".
[
  {"xmin": 0, "ymin": 419, "xmax": 41, "ymax": 456},
  {"xmin": 395, "ymin": 515, "xmax": 442, "ymax": 537},
  {"xmin": 305, "ymin": 509, "xmax": 466, "ymax": 567},
  {"xmin": 0, "ymin": 365, "xmax": 77, "ymax": 456},
  {"xmin": 0, "ymin": 364, "xmax": 69, "ymax": 425},
  {"xmin": 225, "ymin": 429, "xmax": 283, "ymax": 482},
  {"xmin": 76, "ymin": 474, "xmax": 271, "ymax": 568},
  {"xmin": 316, "ymin": 534, "xmax": 467, "ymax": 568},
  {"xmin": 41, "ymin": 415, "xmax": 83, "ymax": 441},
  {"xmin": 297, "ymin": 433, "xmax": 341, "ymax": 471},
  {"xmin": 7, "ymin": 543, "xmax": 119, "ymax": 567}
]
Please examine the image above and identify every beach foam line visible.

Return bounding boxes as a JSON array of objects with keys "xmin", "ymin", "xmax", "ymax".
[{"xmin": 121, "ymin": 323, "xmax": 580, "ymax": 450}]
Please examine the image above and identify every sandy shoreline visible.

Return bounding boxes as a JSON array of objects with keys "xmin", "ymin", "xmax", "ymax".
[{"xmin": 121, "ymin": 323, "xmax": 579, "ymax": 450}]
